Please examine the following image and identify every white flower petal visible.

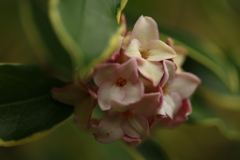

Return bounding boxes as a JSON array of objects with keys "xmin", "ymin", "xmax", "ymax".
[
  {"xmin": 131, "ymin": 93, "xmax": 161, "ymax": 117},
  {"xmin": 168, "ymin": 72, "xmax": 201, "ymax": 99},
  {"xmin": 122, "ymin": 136, "xmax": 141, "ymax": 147},
  {"xmin": 161, "ymin": 99, "xmax": 192, "ymax": 126},
  {"xmin": 122, "ymin": 33, "xmax": 132, "ymax": 49},
  {"xmin": 147, "ymin": 40, "xmax": 176, "ymax": 61},
  {"xmin": 118, "ymin": 58, "xmax": 139, "ymax": 83},
  {"xmin": 122, "ymin": 80, "xmax": 144, "ymax": 104},
  {"xmin": 94, "ymin": 113, "xmax": 124, "ymax": 143},
  {"xmin": 122, "ymin": 114, "xmax": 149, "ymax": 138},
  {"xmin": 94, "ymin": 63, "xmax": 119, "ymax": 86},
  {"xmin": 131, "ymin": 16, "xmax": 159, "ymax": 49},
  {"xmin": 124, "ymin": 39, "xmax": 142, "ymax": 59},
  {"xmin": 138, "ymin": 60, "xmax": 164, "ymax": 86},
  {"xmin": 110, "ymin": 100, "xmax": 132, "ymax": 113},
  {"xmin": 160, "ymin": 60, "xmax": 176, "ymax": 87},
  {"xmin": 158, "ymin": 92, "xmax": 182, "ymax": 119},
  {"xmin": 98, "ymin": 82, "xmax": 125, "ymax": 110},
  {"xmin": 166, "ymin": 38, "xmax": 187, "ymax": 71}
]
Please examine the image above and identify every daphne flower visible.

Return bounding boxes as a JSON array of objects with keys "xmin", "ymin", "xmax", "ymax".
[
  {"xmin": 93, "ymin": 92, "xmax": 161, "ymax": 144},
  {"xmin": 158, "ymin": 60, "xmax": 201, "ymax": 119},
  {"xmin": 93, "ymin": 58, "xmax": 144, "ymax": 111},
  {"xmin": 124, "ymin": 16, "xmax": 176, "ymax": 86}
]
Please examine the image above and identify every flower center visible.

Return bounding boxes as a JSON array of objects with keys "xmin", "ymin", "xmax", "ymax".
[
  {"xmin": 116, "ymin": 77, "xmax": 127, "ymax": 87},
  {"xmin": 162, "ymin": 86, "xmax": 168, "ymax": 95},
  {"xmin": 140, "ymin": 51, "xmax": 149, "ymax": 59}
]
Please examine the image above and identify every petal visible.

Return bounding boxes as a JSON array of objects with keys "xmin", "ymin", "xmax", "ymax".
[
  {"xmin": 160, "ymin": 60, "xmax": 176, "ymax": 87},
  {"xmin": 51, "ymin": 84, "xmax": 84, "ymax": 105},
  {"xmin": 110, "ymin": 100, "xmax": 133, "ymax": 113},
  {"xmin": 168, "ymin": 72, "xmax": 201, "ymax": 99},
  {"xmin": 173, "ymin": 47, "xmax": 187, "ymax": 71},
  {"xmin": 114, "ymin": 36, "xmax": 124, "ymax": 53},
  {"xmin": 138, "ymin": 60, "xmax": 164, "ymax": 86},
  {"xmin": 147, "ymin": 116, "xmax": 156, "ymax": 128},
  {"xmin": 98, "ymin": 82, "xmax": 125, "ymax": 110},
  {"xmin": 165, "ymin": 37, "xmax": 174, "ymax": 47},
  {"xmin": 111, "ymin": 92, "xmax": 160, "ymax": 117},
  {"xmin": 131, "ymin": 93, "xmax": 161, "ymax": 117},
  {"xmin": 74, "ymin": 96, "xmax": 96, "ymax": 129},
  {"xmin": 124, "ymin": 39, "xmax": 142, "ymax": 59},
  {"xmin": 94, "ymin": 113, "xmax": 124, "ymax": 143},
  {"xmin": 106, "ymin": 52, "xmax": 120, "ymax": 63},
  {"xmin": 122, "ymin": 80, "xmax": 144, "ymax": 104},
  {"xmin": 161, "ymin": 99, "xmax": 192, "ymax": 126},
  {"xmin": 93, "ymin": 63, "xmax": 119, "ymax": 86},
  {"xmin": 131, "ymin": 16, "xmax": 159, "ymax": 49},
  {"xmin": 158, "ymin": 92, "xmax": 182, "ymax": 119},
  {"xmin": 122, "ymin": 114, "xmax": 149, "ymax": 138},
  {"xmin": 122, "ymin": 136, "xmax": 141, "ymax": 147},
  {"xmin": 166, "ymin": 38, "xmax": 187, "ymax": 71},
  {"xmin": 140, "ymin": 75, "xmax": 159, "ymax": 93},
  {"xmin": 118, "ymin": 58, "xmax": 139, "ymax": 83},
  {"xmin": 147, "ymin": 40, "xmax": 176, "ymax": 61},
  {"xmin": 121, "ymin": 32, "xmax": 132, "ymax": 49},
  {"xmin": 164, "ymin": 60, "xmax": 177, "ymax": 83}
]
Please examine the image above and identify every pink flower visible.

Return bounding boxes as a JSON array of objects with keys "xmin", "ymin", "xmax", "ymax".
[
  {"xmin": 93, "ymin": 92, "xmax": 161, "ymax": 144},
  {"xmin": 158, "ymin": 60, "xmax": 201, "ymax": 119},
  {"xmin": 124, "ymin": 16, "xmax": 176, "ymax": 86},
  {"xmin": 93, "ymin": 58, "xmax": 144, "ymax": 111}
]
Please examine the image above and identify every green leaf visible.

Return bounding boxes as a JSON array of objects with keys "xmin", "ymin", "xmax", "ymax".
[
  {"xmin": 0, "ymin": 64, "xmax": 73, "ymax": 147},
  {"xmin": 49, "ymin": 0, "xmax": 127, "ymax": 79},
  {"xmin": 0, "ymin": 118, "xmax": 145, "ymax": 160}
]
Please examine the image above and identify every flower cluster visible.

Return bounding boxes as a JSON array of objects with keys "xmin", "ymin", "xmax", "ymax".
[{"xmin": 51, "ymin": 16, "xmax": 201, "ymax": 146}]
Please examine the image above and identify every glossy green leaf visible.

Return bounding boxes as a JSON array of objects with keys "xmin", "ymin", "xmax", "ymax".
[
  {"xmin": 49, "ymin": 0, "xmax": 127, "ymax": 79},
  {"xmin": 0, "ymin": 118, "xmax": 145, "ymax": 160},
  {"xmin": 0, "ymin": 64, "xmax": 73, "ymax": 146}
]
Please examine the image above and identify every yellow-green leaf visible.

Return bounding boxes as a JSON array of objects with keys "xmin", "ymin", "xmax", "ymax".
[{"xmin": 49, "ymin": 0, "xmax": 127, "ymax": 80}]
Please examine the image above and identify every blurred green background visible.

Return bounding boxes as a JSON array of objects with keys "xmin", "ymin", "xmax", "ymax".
[{"xmin": 1, "ymin": 0, "xmax": 240, "ymax": 159}]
